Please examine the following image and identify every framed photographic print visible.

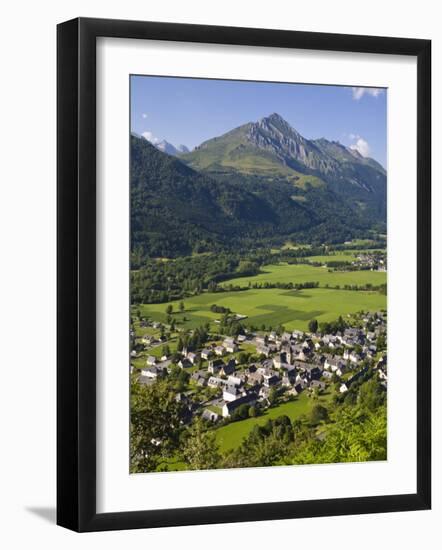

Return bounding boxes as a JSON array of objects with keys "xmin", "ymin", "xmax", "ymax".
[{"xmin": 57, "ymin": 17, "xmax": 431, "ymax": 532}]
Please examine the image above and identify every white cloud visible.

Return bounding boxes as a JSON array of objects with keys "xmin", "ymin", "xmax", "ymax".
[
  {"xmin": 349, "ymin": 137, "xmax": 371, "ymax": 157},
  {"xmin": 142, "ymin": 130, "xmax": 160, "ymax": 144},
  {"xmin": 141, "ymin": 113, "xmax": 148, "ymax": 119},
  {"xmin": 352, "ymin": 87, "xmax": 384, "ymax": 100}
]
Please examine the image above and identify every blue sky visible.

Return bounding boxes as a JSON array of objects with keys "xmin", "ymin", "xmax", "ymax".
[{"xmin": 131, "ymin": 75, "xmax": 387, "ymax": 167}]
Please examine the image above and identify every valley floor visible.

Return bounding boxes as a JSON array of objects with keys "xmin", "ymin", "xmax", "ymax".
[{"xmin": 137, "ymin": 287, "xmax": 386, "ymax": 333}]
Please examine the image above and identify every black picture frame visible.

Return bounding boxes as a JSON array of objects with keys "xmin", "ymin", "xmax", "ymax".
[{"xmin": 57, "ymin": 17, "xmax": 431, "ymax": 532}]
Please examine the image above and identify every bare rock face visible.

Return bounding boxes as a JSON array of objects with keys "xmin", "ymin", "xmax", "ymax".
[{"xmin": 246, "ymin": 113, "xmax": 338, "ymax": 174}]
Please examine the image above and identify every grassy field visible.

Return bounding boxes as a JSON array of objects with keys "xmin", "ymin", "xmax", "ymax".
[
  {"xmin": 215, "ymin": 392, "xmax": 329, "ymax": 452},
  {"xmin": 136, "ymin": 287, "xmax": 386, "ymax": 332},
  {"xmin": 222, "ymin": 262, "xmax": 386, "ymax": 288}
]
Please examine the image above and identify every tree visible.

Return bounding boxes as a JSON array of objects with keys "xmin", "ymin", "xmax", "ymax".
[
  {"xmin": 166, "ymin": 304, "xmax": 173, "ymax": 315},
  {"xmin": 293, "ymin": 406, "xmax": 387, "ymax": 465},
  {"xmin": 359, "ymin": 377, "xmax": 386, "ymax": 412},
  {"xmin": 268, "ymin": 387, "xmax": 278, "ymax": 406},
  {"xmin": 179, "ymin": 301, "xmax": 185, "ymax": 313},
  {"xmin": 177, "ymin": 337, "xmax": 185, "ymax": 353},
  {"xmin": 249, "ymin": 406, "xmax": 257, "ymax": 418},
  {"xmin": 310, "ymin": 404, "xmax": 329, "ymax": 424},
  {"xmin": 308, "ymin": 319, "xmax": 318, "ymax": 333},
  {"xmin": 237, "ymin": 352, "xmax": 250, "ymax": 365},
  {"xmin": 182, "ymin": 418, "xmax": 220, "ymax": 470},
  {"xmin": 161, "ymin": 344, "xmax": 171, "ymax": 357},
  {"xmin": 130, "ymin": 379, "xmax": 183, "ymax": 473},
  {"xmin": 231, "ymin": 404, "xmax": 250, "ymax": 421}
]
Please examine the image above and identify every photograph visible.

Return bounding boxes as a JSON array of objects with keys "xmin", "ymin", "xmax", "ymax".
[{"xmin": 129, "ymin": 76, "xmax": 388, "ymax": 474}]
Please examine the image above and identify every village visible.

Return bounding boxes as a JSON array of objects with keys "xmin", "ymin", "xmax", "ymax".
[{"xmin": 130, "ymin": 310, "xmax": 387, "ymax": 426}]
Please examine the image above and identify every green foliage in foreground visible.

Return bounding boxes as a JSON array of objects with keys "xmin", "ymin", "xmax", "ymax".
[
  {"xmin": 130, "ymin": 371, "xmax": 387, "ymax": 473},
  {"xmin": 130, "ymin": 378, "xmax": 183, "ymax": 473}
]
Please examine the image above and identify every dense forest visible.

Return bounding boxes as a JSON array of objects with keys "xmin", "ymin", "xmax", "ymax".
[{"xmin": 131, "ymin": 135, "xmax": 386, "ymax": 262}]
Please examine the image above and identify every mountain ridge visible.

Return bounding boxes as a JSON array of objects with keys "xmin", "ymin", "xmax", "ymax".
[
  {"xmin": 180, "ymin": 113, "xmax": 385, "ymax": 185},
  {"xmin": 130, "ymin": 129, "xmax": 386, "ymax": 259}
]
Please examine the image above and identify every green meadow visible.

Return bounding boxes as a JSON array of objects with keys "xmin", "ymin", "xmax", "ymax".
[
  {"xmin": 222, "ymin": 262, "xmax": 386, "ymax": 289},
  {"xmin": 215, "ymin": 391, "xmax": 334, "ymax": 452},
  {"xmin": 137, "ymin": 287, "xmax": 386, "ymax": 332}
]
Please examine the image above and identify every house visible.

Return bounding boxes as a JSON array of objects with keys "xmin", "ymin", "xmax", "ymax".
[
  {"xmin": 302, "ymin": 338, "xmax": 314, "ymax": 351},
  {"xmin": 378, "ymin": 369, "xmax": 388, "ymax": 381},
  {"xmin": 140, "ymin": 366, "xmax": 158, "ymax": 379},
  {"xmin": 223, "ymin": 385, "xmax": 241, "ymax": 402},
  {"xmin": 201, "ymin": 348, "xmax": 212, "ymax": 360},
  {"xmin": 282, "ymin": 373, "xmax": 296, "ymax": 387},
  {"xmin": 324, "ymin": 356, "xmax": 345, "ymax": 373},
  {"xmin": 219, "ymin": 362, "xmax": 235, "ymax": 377},
  {"xmin": 259, "ymin": 386, "xmax": 271, "ymax": 400},
  {"xmin": 286, "ymin": 385, "xmax": 301, "ymax": 396},
  {"xmin": 178, "ymin": 358, "xmax": 192, "ymax": 369},
  {"xmin": 186, "ymin": 352, "xmax": 199, "ymax": 365},
  {"xmin": 201, "ymin": 409, "xmax": 219, "ymax": 423},
  {"xmin": 223, "ymin": 338, "xmax": 238, "ymax": 353},
  {"xmin": 256, "ymin": 345, "xmax": 270, "ymax": 357},
  {"xmin": 208, "ymin": 358, "xmax": 224, "ymax": 374},
  {"xmin": 207, "ymin": 376, "xmax": 224, "ymax": 389},
  {"xmin": 235, "ymin": 372, "xmax": 248, "ymax": 384},
  {"xmin": 273, "ymin": 353, "xmax": 285, "ymax": 369},
  {"xmin": 130, "ymin": 350, "xmax": 137, "ymax": 358},
  {"xmin": 214, "ymin": 346, "xmax": 225, "ymax": 356},
  {"xmin": 340, "ymin": 383, "xmax": 349, "ymax": 393},
  {"xmin": 146, "ymin": 355, "xmax": 156, "ymax": 366},
  {"xmin": 237, "ymin": 334, "xmax": 247, "ymax": 343},
  {"xmin": 281, "ymin": 344, "xmax": 292, "ymax": 364},
  {"xmin": 302, "ymin": 365, "xmax": 323, "ymax": 381},
  {"xmin": 263, "ymin": 373, "xmax": 280, "ymax": 387},
  {"xmin": 191, "ymin": 371, "xmax": 206, "ymax": 386},
  {"xmin": 295, "ymin": 349, "xmax": 308, "ymax": 362},
  {"xmin": 349, "ymin": 351, "xmax": 363, "ymax": 364},
  {"xmin": 246, "ymin": 371, "xmax": 263, "ymax": 385},
  {"xmin": 222, "ymin": 393, "xmax": 257, "ymax": 417},
  {"xmin": 295, "ymin": 373, "xmax": 309, "ymax": 387},
  {"xmin": 323, "ymin": 334, "xmax": 340, "ymax": 349},
  {"xmin": 227, "ymin": 375, "xmax": 242, "ymax": 387}
]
